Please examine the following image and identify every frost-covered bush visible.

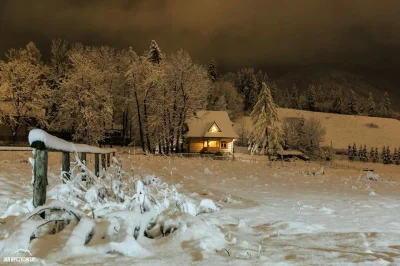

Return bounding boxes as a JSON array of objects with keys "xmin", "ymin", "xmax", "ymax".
[{"xmin": 0, "ymin": 153, "xmax": 223, "ymax": 259}]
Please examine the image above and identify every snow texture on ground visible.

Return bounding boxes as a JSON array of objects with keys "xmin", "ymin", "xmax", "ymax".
[{"xmin": 0, "ymin": 151, "xmax": 400, "ymax": 265}]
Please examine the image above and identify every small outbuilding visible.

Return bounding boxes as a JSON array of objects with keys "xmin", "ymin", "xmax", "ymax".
[{"xmin": 184, "ymin": 111, "xmax": 239, "ymax": 154}]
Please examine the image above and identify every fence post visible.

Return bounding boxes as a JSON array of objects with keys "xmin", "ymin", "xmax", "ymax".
[
  {"xmin": 81, "ymin": 152, "xmax": 87, "ymax": 181},
  {"xmin": 101, "ymin": 154, "xmax": 106, "ymax": 170},
  {"xmin": 107, "ymin": 153, "xmax": 110, "ymax": 167},
  {"xmin": 62, "ymin": 152, "xmax": 70, "ymax": 182},
  {"xmin": 31, "ymin": 141, "xmax": 48, "ymax": 209},
  {"xmin": 95, "ymin": 153, "xmax": 100, "ymax": 177}
]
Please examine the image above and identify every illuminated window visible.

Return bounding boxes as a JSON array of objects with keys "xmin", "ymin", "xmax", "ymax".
[{"xmin": 208, "ymin": 122, "xmax": 221, "ymax": 132}]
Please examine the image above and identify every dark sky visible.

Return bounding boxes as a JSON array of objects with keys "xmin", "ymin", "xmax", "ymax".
[{"xmin": 1, "ymin": 0, "xmax": 400, "ymax": 72}]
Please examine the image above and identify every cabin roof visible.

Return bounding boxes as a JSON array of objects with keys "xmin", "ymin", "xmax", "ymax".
[{"xmin": 185, "ymin": 111, "xmax": 239, "ymax": 138}]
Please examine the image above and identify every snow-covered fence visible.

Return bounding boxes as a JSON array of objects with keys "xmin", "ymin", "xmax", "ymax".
[{"xmin": 28, "ymin": 129, "xmax": 116, "ymax": 208}]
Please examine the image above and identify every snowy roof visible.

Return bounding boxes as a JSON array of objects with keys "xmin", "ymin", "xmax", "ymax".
[{"xmin": 185, "ymin": 111, "xmax": 239, "ymax": 139}]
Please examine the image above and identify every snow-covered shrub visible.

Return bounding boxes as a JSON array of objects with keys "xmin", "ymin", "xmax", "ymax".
[{"xmin": 0, "ymin": 152, "xmax": 222, "ymax": 260}]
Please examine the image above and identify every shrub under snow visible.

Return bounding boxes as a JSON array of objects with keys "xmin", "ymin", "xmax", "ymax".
[{"xmin": 0, "ymin": 153, "xmax": 224, "ymax": 260}]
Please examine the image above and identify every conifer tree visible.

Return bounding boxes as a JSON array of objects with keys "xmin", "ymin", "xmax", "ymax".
[
  {"xmin": 348, "ymin": 144, "xmax": 353, "ymax": 161},
  {"xmin": 396, "ymin": 147, "xmax": 400, "ymax": 165},
  {"xmin": 367, "ymin": 92, "xmax": 376, "ymax": 116},
  {"xmin": 207, "ymin": 59, "xmax": 218, "ymax": 82},
  {"xmin": 147, "ymin": 40, "xmax": 163, "ymax": 64},
  {"xmin": 369, "ymin": 147, "xmax": 375, "ymax": 160},
  {"xmin": 358, "ymin": 144, "xmax": 363, "ymax": 161},
  {"xmin": 283, "ymin": 88, "xmax": 290, "ymax": 108},
  {"xmin": 380, "ymin": 92, "xmax": 392, "ymax": 118},
  {"xmin": 347, "ymin": 89, "xmax": 358, "ymax": 115},
  {"xmin": 393, "ymin": 148, "xmax": 398, "ymax": 165},
  {"xmin": 386, "ymin": 146, "xmax": 392, "ymax": 164},
  {"xmin": 382, "ymin": 146, "xmax": 387, "ymax": 163},
  {"xmin": 307, "ymin": 84, "xmax": 317, "ymax": 111},
  {"xmin": 271, "ymin": 81, "xmax": 278, "ymax": 102},
  {"xmin": 352, "ymin": 143, "xmax": 357, "ymax": 160},
  {"xmin": 249, "ymin": 82, "xmax": 282, "ymax": 158},
  {"xmin": 290, "ymin": 85, "xmax": 299, "ymax": 109},
  {"xmin": 331, "ymin": 88, "xmax": 343, "ymax": 114},
  {"xmin": 373, "ymin": 147, "xmax": 379, "ymax": 163},
  {"xmin": 362, "ymin": 144, "xmax": 368, "ymax": 162}
]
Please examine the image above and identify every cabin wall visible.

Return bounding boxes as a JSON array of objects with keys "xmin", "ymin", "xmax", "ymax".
[
  {"xmin": 187, "ymin": 138, "xmax": 234, "ymax": 153},
  {"xmin": 189, "ymin": 138, "xmax": 204, "ymax": 153}
]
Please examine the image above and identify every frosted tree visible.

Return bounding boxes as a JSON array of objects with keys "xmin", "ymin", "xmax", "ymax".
[
  {"xmin": 249, "ymin": 82, "xmax": 282, "ymax": 158},
  {"xmin": 367, "ymin": 92, "xmax": 375, "ymax": 116},
  {"xmin": 164, "ymin": 49, "xmax": 211, "ymax": 152},
  {"xmin": 0, "ymin": 42, "xmax": 50, "ymax": 141},
  {"xmin": 207, "ymin": 81, "xmax": 244, "ymax": 119},
  {"xmin": 381, "ymin": 146, "xmax": 387, "ymax": 163},
  {"xmin": 49, "ymin": 44, "xmax": 113, "ymax": 145},
  {"xmin": 373, "ymin": 147, "xmax": 379, "ymax": 163},
  {"xmin": 362, "ymin": 144, "xmax": 368, "ymax": 162},
  {"xmin": 207, "ymin": 59, "xmax": 218, "ymax": 82},
  {"xmin": 126, "ymin": 55, "xmax": 164, "ymax": 152},
  {"xmin": 348, "ymin": 144, "xmax": 353, "ymax": 161},
  {"xmin": 147, "ymin": 40, "xmax": 163, "ymax": 64},
  {"xmin": 396, "ymin": 148, "xmax": 400, "ymax": 165},
  {"xmin": 380, "ymin": 92, "xmax": 392, "ymax": 118},
  {"xmin": 331, "ymin": 88, "xmax": 343, "ymax": 114},
  {"xmin": 386, "ymin": 146, "xmax": 392, "ymax": 164},
  {"xmin": 393, "ymin": 148, "xmax": 399, "ymax": 165},
  {"xmin": 306, "ymin": 84, "xmax": 316, "ymax": 111},
  {"xmin": 290, "ymin": 85, "xmax": 299, "ymax": 109},
  {"xmin": 347, "ymin": 89, "xmax": 358, "ymax": 115},
  {"xmin": 283, "ymin": 88, "xmax": 290, "ymax": 108},
  {"xmin": 352, "ymin": 143, "xmax": 357, "ymax": 160},
  {"xmin": 369, "ymin": 147, "xmax": 375, "ymax": 160},
  {"xmin": 235, "ymin": 68, "xmax": 258, "ymax": 111}
]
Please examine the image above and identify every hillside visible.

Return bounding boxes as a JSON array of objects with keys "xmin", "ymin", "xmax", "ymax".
[
  {"xmin": 235, "ymin": 108, "xmax": 400, "ymax": 150},
  {"xmin": 272, "ymin": 67, "xmax": 400, "ymax": 111}
]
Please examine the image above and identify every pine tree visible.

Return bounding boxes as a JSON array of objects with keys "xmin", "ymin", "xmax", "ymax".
[
  {"xmin": 382, "ymin": 146, "xmax": 387, "ymax": 164},
  {"xmin": 290, "ymin": 85, "xmax": 299, "ymax": 109},
  {"xmin": 373, "ymin": 147, "xmax": 379, "ymax": 163},
  {"xmin": 386, "ymin": 146, "xmax": 392, "ymax": 164},
  {"xmin": 307, "ymin": 84, "xmax": 317, "ymax": 111},
  {"xmin": 362, "ymin": 144, "xmax": 368, "ymax": 162},
  {"xmin": 283, "ymin": 88, "xmax": 290, "ymax": 108},
  {"xmin": 380, "ymin": 92, "xmax": 392, "ymax": 118},
  {"xmin": 348, "ymin": 144, "xmax": 353, "ymax": 161},
  {"xmin": 347, "ymin": 89, "xmax": 358, "ymax": 115},
  {"xmin": 249, "ymin": 82, "xmax": 282, "ymax": 158},
  {"xmin": 396, "ymin": 147, "xmax": 400, "ymax": 165},
  {"xmin": 369, "ymin": 147, "xmax": 375, "ymax": 160},
  {"xmin": 352, "ymin": 143, "xmax": 357, "ymax": 161},
  {"xmin": 207, "ymin": 59, "xmax": 218, "ymax": 82},
  {"xmin": 358, "ymin": 144, "xmax": 363, "ymax": 161},
  {"xmin": 147, "ymin": 40, "xmax": 163, "ymax": 64},
  {"xmin": 367, "ymin": 92, "xmax": 376, "ymax": 117},
  {"xmin": 271, "ymin": 81, "xmax": 278, "ymax": 102},
  {"xmin": 393, "ymin": 148, "xmax": 398, "ymax": 165},
  {"xmin": 331, "ymin": 88, "xmax": 343, "ymax": 114}
]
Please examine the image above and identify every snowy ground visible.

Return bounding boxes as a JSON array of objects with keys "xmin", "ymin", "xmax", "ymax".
[{"xmin": 0, "ymin": 150, "xmax": 400, "ymax": 265}]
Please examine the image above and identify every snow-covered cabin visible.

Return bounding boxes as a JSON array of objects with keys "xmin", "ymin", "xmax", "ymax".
[{"xmin": 184, "ymin": 111, "xmax": 239, "ymax": 153}]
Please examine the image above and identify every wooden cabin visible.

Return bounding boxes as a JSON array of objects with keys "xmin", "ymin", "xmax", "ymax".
[{"xmin": 184, "ymin": 111, "xmax": 239, "ymax": 154}]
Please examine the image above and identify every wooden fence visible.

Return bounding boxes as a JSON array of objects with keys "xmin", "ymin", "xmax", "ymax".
[{"xmin": 1, "ymin": 129, "xmax": 117, "ymax": 209}]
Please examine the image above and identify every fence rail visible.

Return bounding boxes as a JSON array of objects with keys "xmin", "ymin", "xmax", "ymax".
[{"xmin": 26, "ymin": 129, "xmax": 117, "ymax": 211}]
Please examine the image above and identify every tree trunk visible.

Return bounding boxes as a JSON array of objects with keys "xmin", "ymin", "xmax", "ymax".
[
  {"xmin": 134, "ymin": 88, "xmax": 146, "ymax": 152},
  {"xmin": 143, "ymin": 98, "xmax": 152, "ymax": 153}
]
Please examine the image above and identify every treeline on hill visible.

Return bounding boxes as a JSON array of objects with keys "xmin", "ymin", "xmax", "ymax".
[{"xmin": 348, "ymin": 143, "xmax": 400, "ymax": 165}]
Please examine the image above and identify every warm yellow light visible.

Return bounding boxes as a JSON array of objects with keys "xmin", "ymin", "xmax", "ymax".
[{"xmin": 209, "ymin": 124, "xmax": 219, "ymax": 132}]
